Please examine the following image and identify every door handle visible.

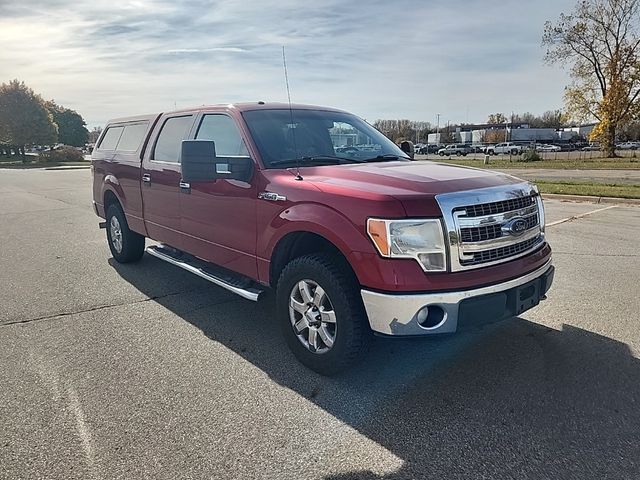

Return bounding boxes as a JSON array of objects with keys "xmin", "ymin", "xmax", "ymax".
[
  {"xmin": 142, "ymin": 174, "xmax": 151, "ymax": 184},
  {"xmin": 179, "ymin": 180, "xmax": 191, "ymax": 193}
]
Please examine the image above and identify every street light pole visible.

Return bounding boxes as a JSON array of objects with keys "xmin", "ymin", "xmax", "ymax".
[{"xmin": 436, "ymin": 113, "xmax": 440, "ymax": 147}]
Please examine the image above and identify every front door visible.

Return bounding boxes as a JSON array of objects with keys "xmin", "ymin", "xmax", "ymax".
[
  {"xmin": 179, "ymin": 112, "xmax": 258, "ymax": 280},
  {"xmin": 141, "ymin": 114, "xmax": 195, "ymax": 249}
]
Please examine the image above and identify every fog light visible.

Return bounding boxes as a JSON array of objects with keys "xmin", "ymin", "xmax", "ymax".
[{"xmin": 416, "ymin": 305, "xmax": 446, "ymax": 329}]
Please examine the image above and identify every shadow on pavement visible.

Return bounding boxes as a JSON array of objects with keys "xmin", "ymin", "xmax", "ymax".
[{"xmin": 111, "ymin": 256, "xmax": 640, "ymax": 479}]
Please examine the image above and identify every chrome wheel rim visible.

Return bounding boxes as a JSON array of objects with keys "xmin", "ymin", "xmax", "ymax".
[
  {"xmin": 289, "ymin": 279, "xmax": 336, "ymax": 354},
  {"xmin": 110, "ymin": 216, "xmax": 123, "ymax": 253}
]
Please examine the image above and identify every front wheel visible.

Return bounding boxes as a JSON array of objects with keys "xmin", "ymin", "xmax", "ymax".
[
  {"xmin": 276, "ymin": 253, "xmax": 370, "ymax": 375},
  {"xmin": 106, "ymin": 203, "xmax": 145, "ymax": 263}
]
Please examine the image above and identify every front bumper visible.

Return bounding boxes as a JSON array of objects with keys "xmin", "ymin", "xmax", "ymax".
[{"xmin": 361, "ymin": 260, "xmax": 554, "ymax": 336}]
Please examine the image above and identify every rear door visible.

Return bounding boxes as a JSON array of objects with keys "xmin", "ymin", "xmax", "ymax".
[{"xmin": 141, "ymin": 114, "xmax": 196, "ymax": 249}]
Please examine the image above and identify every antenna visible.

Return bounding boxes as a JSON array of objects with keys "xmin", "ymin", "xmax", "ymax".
[{"xmin": 282, "ymin": 46, "xmax": 302, "ymax": 180}]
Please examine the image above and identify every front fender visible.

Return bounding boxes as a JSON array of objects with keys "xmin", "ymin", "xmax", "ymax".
[{"xmin": 263, "ymin": 203, "xmax": 373, "ymax": 258}]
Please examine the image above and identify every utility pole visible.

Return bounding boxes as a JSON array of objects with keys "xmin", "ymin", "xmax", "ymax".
[{"xmin": 435, "ymin": 113, "xmax": 440, "ymax": 147}]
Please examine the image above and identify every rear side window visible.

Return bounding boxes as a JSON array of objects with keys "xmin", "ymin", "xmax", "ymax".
[
  {"xmin": 153, "ymin": 116, "xmax": 194, "ymax": 162},
  {"xmin": 117, "ymin": 122, "xmax": 149, "ymax": 152},
  {"xmin": 195, "ymin": 115, "xmax": 249, "ymax": 156},
  {"xmin": 98, "ymin": 126, "xmax": 124, "ymax": 150}
]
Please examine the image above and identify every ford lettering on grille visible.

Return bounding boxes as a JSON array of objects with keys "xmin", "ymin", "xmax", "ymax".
[{"xmin": 502, "ymin": 217, "xmax": 528, "ymax": 236}]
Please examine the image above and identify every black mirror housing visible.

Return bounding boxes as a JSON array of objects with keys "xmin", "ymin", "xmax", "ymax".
[
  {"xmin": 181, "ymin": 140, "xmax": 217, "ymax": 182},
  {"xmin": 181, "ymin": 140, "xmax": 254, "ymax": 183}
]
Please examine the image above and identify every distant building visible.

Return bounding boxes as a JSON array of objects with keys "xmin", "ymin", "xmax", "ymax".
[{"xmin": 427, "ymin": 122, "xmax": 596, "ymax": 144}]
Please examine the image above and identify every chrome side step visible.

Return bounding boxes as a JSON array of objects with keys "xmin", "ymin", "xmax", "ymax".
[{"xmin": 145, "ymin": 245, "xmax": 264, "ymax": 301}]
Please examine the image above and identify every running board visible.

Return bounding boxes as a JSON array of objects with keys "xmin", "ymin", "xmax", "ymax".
[{"xmin": 145, "ymin": 245, "xmax": 264, "ymax": 301}]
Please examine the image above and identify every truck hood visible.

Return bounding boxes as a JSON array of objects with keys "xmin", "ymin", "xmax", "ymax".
[
  {"xmin": 300, "ymin": 161, "xmax": 525, "ymax": 197},
  {"xmin": 298, "ymin": 161, "xmax": 527, "ymax": 216}
]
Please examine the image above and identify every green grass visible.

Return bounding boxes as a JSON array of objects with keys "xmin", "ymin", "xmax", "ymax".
[
  {"xmin": 534, "ymin": 180, "xmax": 640, "ymax": 199},
  {"xmin": 421, "ymin": 156, "xmax": 640, "ymax": 170}
]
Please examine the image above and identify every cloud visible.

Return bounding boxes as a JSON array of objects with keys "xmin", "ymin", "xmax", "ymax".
[{"xmin": 0, "ymin": 0, "xmax": 575, "ymax": 127}]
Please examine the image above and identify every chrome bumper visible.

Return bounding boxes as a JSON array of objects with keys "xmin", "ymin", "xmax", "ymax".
[{"xmin": 361, "ymin": 259, "xmax": 554, "ymax": 336}]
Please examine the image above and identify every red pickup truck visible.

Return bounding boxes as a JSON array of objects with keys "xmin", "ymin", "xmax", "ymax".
[{"xmin": 92, "ymin": 103, "xmax": 553, "ymax": 374}]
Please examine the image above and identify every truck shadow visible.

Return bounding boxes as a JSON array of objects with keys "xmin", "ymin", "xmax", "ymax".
[{"xmin": 111, "ymin": 256, "xmax": 640, "ymax": 479}]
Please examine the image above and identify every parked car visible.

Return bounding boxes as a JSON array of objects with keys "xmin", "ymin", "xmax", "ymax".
[
  {"xmin": 582, "ymin": 143, "xmax": 602, "ymax": 151},
  {"xmin": 418, "ymin": 144, "xmax": 441, "ymax": 154},
  {"xmin": 92, "ymin": 102, "xmax": 553, "ymax": 375},
  {"xmin": 485, "ymin": 142, "xmax": 525, "ymax": 155},
  {"xmin": 617, "ymin": 141, "xmax": 640, "ymax": 150},
  {"xmin": 470, "ymin": 144, "xmax": 488, "ymax": 153},
  {"xmin": 437, "ymin": 144, "xmax": 473, "ymax": 156},
  {"xmin": 535, "ymin": 144, "xmax": 561, "ymax": 152}
]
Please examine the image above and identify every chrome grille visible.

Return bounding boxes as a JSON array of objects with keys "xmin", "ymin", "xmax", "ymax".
[
  {"xmin": 460, "ymin": 235, "xmax": 544, "ymax": 266},
  {"xmin": 460, "ymin": 214, "xmax": 538, "ymax": 242},
  {"xmin": 456, "ymin": 196, "xmax": 535, "ymax": 218},
  {"xmin": 436, "ymin": 183, "xmax": 546, "ymax": 272}
]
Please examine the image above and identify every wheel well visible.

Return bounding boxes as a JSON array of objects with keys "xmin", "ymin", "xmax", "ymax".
[
  {"xmin": 269, "ymin": 232, "xmax": 351, "ymax": 288},
  {"xmin": 104, "ymin": 190, "xmax": 120, "ymax": 211}
]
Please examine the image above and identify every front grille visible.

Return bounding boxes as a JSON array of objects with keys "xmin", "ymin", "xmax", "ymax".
[
  {"xmin": 460, "ymin": 214, "xmax": 538, "ymax": 242},
  {"xmin": 436, "ymin": 185, "xmax": 545, "ymax": 272},
  {"xmin": 460, "ymin": 235, "xmax": 544, "ymax": 266},
  {"xmin": 456, "ymin": 196, "xmax": 535, "ymax": 218}
]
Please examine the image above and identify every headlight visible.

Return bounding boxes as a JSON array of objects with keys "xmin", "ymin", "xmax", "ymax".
[{"xmin": 367, "ymin": 218, "xmax": 447, "ymax": 272}]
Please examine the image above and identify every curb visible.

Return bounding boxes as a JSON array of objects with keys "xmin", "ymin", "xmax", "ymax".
[{"xmin": 542, "ymin": 193, "xmax": 640, "ymax": 205}]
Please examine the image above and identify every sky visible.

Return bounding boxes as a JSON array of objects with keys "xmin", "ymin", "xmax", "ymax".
[{"xmin": 0, "ymin": 0, "xmax": 577, "ymax": 128}]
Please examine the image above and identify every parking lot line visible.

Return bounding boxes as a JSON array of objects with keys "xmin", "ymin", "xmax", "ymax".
[{"xmin": 546, "ymin": 205, "xmax": 617, "ymax": 227}]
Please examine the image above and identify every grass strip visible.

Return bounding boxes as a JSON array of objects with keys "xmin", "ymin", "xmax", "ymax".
[
  {"xmin": 534, "ymin": 180, "xmax": 640, "ymax": 199},
  {"xmin": 429, "ymin": 157, "xmax": 640, "ymax": 170}
]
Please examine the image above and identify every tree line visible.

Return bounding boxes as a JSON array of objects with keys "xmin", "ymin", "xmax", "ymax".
[{"xmin": 0, "ymin": 80, "xmax": 89, "ymax": 159}]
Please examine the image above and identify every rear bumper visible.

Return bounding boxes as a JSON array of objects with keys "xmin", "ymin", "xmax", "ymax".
[{"xmin": 361, "ymin": 260, "xmax": 554, "ymax": 336}]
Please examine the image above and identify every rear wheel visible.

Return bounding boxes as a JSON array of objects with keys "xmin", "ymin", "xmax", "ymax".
[
  {"xmin": 106, "ymin": 203, "xmax": 145, "ymax": 263},
  {"xmin": 276, "ymin": 253, "xmax": 370, "ymax": 375},
  {"xmin": 511, "ymin": 149, "xmax": 518, "ymax": 155}
]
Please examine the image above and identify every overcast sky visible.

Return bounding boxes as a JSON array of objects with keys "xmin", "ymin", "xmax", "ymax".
[{"xmin": 0, "ymin": 0, "xmax": 576, "ymax": 128}]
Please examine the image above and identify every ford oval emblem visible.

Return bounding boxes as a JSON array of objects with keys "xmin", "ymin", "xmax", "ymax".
[{"xmin": 502, "ymin": 217, "xmax": 528, "ymax": 236}]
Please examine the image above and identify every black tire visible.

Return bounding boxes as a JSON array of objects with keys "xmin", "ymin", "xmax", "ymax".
[
  {"xmin": 276, "ymin": 253, "xmax": 371, "ymax": 375},
  {"xmin": 106, "ymin": 203, "xmax": 145, "ymax": 263},
  {"xmin": 439, "ymin": 152, "xmax": 445, "ymax": 156},
  {"xmin": 511, "ymin": 149, "xmax": 518, "ymax": 155}
]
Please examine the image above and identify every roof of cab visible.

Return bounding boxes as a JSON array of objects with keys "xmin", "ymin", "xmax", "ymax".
[
  {"xmin": 105, "ymin": 103, "xmax": 349, "ymax": 126},
  {"xmin": 106, "ymin": 113, "xmax": 160, "ymax": 125}
]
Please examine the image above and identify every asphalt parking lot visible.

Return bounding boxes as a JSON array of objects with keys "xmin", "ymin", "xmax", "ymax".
[{"xmin": 1, "ymin": 168, "xmax": 639, "ymax": 480}]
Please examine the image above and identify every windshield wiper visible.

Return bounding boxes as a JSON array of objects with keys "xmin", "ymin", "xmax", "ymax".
[
  {"xmin": 270, "ymin": 155, "xmax": 350, "ymax": 167},
  {"xmin": 353, "ymin": 154, "xmax": 410, "ymax": 163}
]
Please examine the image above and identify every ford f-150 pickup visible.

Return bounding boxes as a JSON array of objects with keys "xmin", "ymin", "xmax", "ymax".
[{"xmin": 92, "ymin": 103, "xmax": 554, "ymax": 374}]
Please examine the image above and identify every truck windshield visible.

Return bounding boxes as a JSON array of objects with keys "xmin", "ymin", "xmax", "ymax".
[{"xmin": 242, "ymin": 109, "xmax": 410, "ymax": 168}]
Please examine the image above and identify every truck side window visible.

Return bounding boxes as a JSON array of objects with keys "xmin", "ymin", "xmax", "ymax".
[
  {"xmin": 98, "ymin": 126, "xmax": 124, "ymax": 151},
  {"xmin": 153, "ymin": 115, "xmax": 194, "ymax": 162},
  {"xmin": 117, "ymin": 122, "xmax": 149, "ymax": 152},
  {"xmin": 195, "ymin": 115, "xmax": 249, "ymax": 157}
]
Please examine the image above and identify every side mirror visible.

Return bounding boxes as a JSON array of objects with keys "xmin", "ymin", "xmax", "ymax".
[
  {"xmin": 181, "ymin": 140, "xmax": 254, "ymax": 183},
  {"xmin": 399, "ymin": 140, "xmax": 415, "ymax": 159}
]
